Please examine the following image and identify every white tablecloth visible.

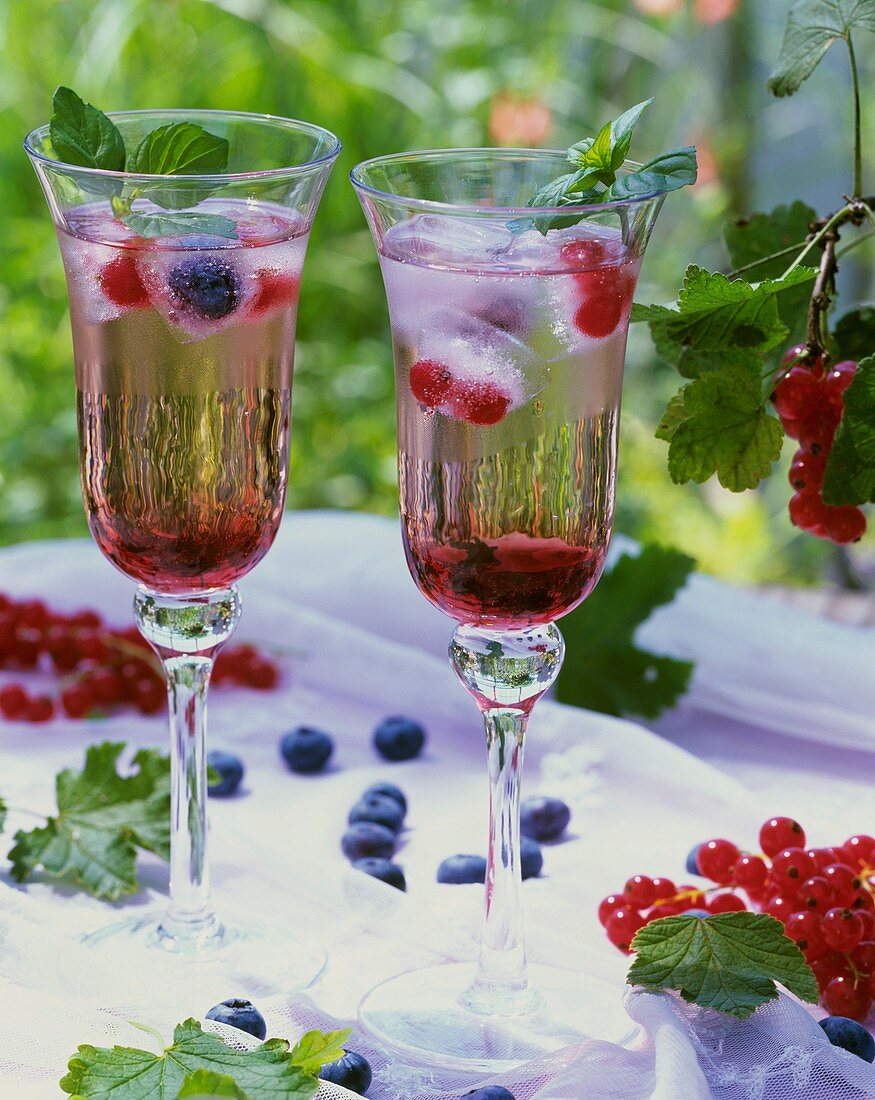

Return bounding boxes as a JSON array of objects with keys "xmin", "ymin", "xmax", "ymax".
[{"xmin": 0, "ymin": 512, "xmax": 873, "ymax": 1099}]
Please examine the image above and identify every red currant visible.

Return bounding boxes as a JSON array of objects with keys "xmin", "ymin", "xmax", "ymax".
[
  {"xmin": 99, "ymin": 255, "xmax": 150, "ymax": 309},
  {"xmin": 797, "ymin": 405, "xmax": 841, "ymax": 451},
  {"xmin": 0, "ymin": 683, "xmax": 28, "ymax": 719},
  {"xmin": 788, "ymin": 491, "xmax": 828, "ymax": 533},
  {"xmin": 624, "ymin": 875, "xmax": 657, "ymax": 909},
  {"xmin": 851, "ymin": 939, "xmax": 875, "ymax": 976},
  {"xmin": 650, "ymin": 876, "xmax": 677, "ymax": 901},
  {"xmin": 759, "ymin": 817, "xmax": 806, "ymax": 858},
  {"xmin": 696, "ymin": 839, "xmax": 740, "ymax": 885},
  {"xmin": 821, "ymin": 505, "xmax": 867, "ymax": 545},
  {"xmin": 134, "ymin": 678, "xmax": 165, "ymax": 715},
  {"xmin": 788, "ymin": 450, "xmax": 826, "ymax": 493},
  {"xmin": 25, "ymin": 696, "xmax": 54, "ymax": 723},
  {"xmin": 781, "ymin": 344, "xmax": 823, "ymax": 375},
  {"xmin": 770, "ymin": 847, "xmax": 817, "ymax": 887},
  {"xmin": 763, "ymin": 894, "xmax": 797, "ymax": 923},
  {"xmin": 450, "ymin": 379, "xmax": 512, "ymax": 426},
  {"xmin": 822, "ymin": 907, "xmax": 865, "ymax": 952},
  {"xmin": 822, "ymin": 863, "xmax": 862, "ymax": 906},
  {"xmin": 605, "ymin": 906, "xmax": 646, "ymax": 952},
  {"xmin": 61, "ymin": 683, "xmax": 92, "ymax": 719},
  {"xmin": 559, "ymin": 238, "xmax": 611, "ymax": 270},
  {"xmin": 250, "ymin": 271, "xmax": 299, "ymax": 315},
  {"xmin": 572, "ymin": 266, "xmax": 636, "ymax": 339},
  {"xmin": 733, "ymin": 854, "xmax": 768, "ymax": 892},
  {"xmin": 785, "ymin": 910, "xmax": 827, "ymax": 961},
  {"xmin": 409, "ymin": 359, "xmax": 454, "ymax": 408},
  {"xmin": 598, "ymin": 894, "xmax": 627, "ymax": 927},
  {"xmin": 823, "ymin": 974, "xmax": 873, "ymax": 1021},
  {"xmin": 823, "ymin": 359, "xmax": 857, "ymax": 400},
  {"xmin": 843, "ymin": 835, "xmax": 875, "ymax": 869},
  {"xmin": 772, "ymin": 366, "xmax": 821, "ymax": 421},
  {"xmin": 798, "ymin": 876, "xmax": 835, "ymax": 912},
  {"xmin": 708, "ymin": 893, "xmax": 747, "ymax": 914}
]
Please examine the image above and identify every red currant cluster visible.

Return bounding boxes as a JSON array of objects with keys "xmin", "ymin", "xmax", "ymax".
[
  {"xmin": 0, "ymin": 593, "xmax": 279, "ymax": 724},
  {"xmin": 599, "ymin": 817, "xmax": 875, "ymax": 1022},
  {"xmin": 772, "ymin": 345, "xmax": 866, "ymax": 543}
]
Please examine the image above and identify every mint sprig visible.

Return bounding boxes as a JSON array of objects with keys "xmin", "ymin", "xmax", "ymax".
[
  {"xmin": 48, "ymin": 86, "xmax": 237, "ymax": 239},
  {"xmin": 523, "ymin": 99, "xmax": 697, "ymax": 232},
  {"xmin": 628, "ymin": 911, "xmax": 819, "ymax": 1019},
  {"xmin": 59, "ymin": 1018, "xmax": 349, "ymax": 1099}
]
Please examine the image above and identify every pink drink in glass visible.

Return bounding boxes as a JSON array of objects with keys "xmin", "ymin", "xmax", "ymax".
[
  {"xmin": 60, "ymin": 199, "xmax": 306, "ymax": 594},
  {"xmin": 381, "ymin": 216, "xmax": 638, "ymax": 629}
]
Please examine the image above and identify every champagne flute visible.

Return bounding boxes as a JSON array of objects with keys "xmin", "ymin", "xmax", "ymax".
[{"xmin": 352, "ymin": 148, "xmax": 663, "ymax": 1070}]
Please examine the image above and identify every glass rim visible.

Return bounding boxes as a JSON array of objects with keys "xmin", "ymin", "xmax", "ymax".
[
  {"xmin": 349, "ymin": 147, "xmax": 662, "ymax": 216},
  {"xmin": 23, "ymin": 107, "xmax": 342, "ymax": 183}
]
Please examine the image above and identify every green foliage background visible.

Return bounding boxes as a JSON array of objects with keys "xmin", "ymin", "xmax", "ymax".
[{"xmin": 1, "ymin": 0, "xmax": 872, "ymax": 583}]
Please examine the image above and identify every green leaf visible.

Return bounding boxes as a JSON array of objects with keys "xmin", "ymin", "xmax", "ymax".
[
  {"xmin": 628, "ymin": 912, "xmax": 819, "ymax": 1019},
  {"xmin": 608, "ymin": 147, "xmax": 698, "ymax": 200},
  {"xmin": 659, "ymin": 368, "xmax": 783, "ymax": 491},
  {"xmin": 8, "ymin": 742, "xmax": 170, "ymax": 900},
  {"xmin": 555, "ymin": 545, "xmax": 695, "ymax": 719},
  {"xmin": 118, "ymin": 209, "xmax": 238, "ymax": 240},
  {"xmin": 833, "ymin": 306, "xmax": 875, "ymax": 361},
  {"xmin": 49, "ymin": 86, "xmax": 126, "ymax": 172},
  {"xmin": 0, "ymin": 796, "xmax": 6, "ymax": 834},
  {"xmin": 177, "ymin": 1070, "xmax": 249, "ymax": 1098},
  {"xmin": 822, "ymin": 354, "xmax": 875, "ymax": 504},
  {"xmin": 128, "ymin": 123, "xmax": 229, "ymax": 177},
  {"xmin": 768, "ymin": 0, "xmax": 875, "ymax": 97},
  {"xmin": 288, "ymin": 1029, "xmax": 350, "ymax": 1075},
  {"xmin": 60, "ymin": 1018, "xmax": 318, "ymax": 1100},
  {"xmin": 608, "ymin": 98, "xmax": 653, "ymax": 170}
]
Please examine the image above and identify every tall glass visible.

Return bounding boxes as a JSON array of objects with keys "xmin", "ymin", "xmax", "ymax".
[
  {"xmin": 352, "ymin": 150, "xmax": 663, "ymax": 1070},
  {"xmin": 25, "ymin": 111, "xmax": 339, "ymax": 984}
]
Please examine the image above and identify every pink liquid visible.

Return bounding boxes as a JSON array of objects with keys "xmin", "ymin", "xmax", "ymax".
[
  {"xmin": 382, "ymin": 217, "xmax": 636, "ymax": 629},
  {"xmin": 60, "ymin": 200, "xmax": 306, "ymax": 593}
]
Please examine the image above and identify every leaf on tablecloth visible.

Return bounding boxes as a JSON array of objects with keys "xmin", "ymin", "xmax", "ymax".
[
  {"xmin": 555, "ymin": 545, "xmax": 695, "ymax": 719},
  {"xmin": 289, "ymin": 1028, "xmax": 351, "ymax": 1075},
  {"xmin": 60, "ymin": 1018, "xmax": 320, "ymax": 1099},
  {"xmin": 627, "ymin": 912, "xmax": 819, "ymax": 1019},
  {"xmin": 7, "ymin": 741, "xmax": 170, "ymax": 900},
  {"xmin": 177, "ymin": 1069, "xmax": 250, "ymax": 1097}
]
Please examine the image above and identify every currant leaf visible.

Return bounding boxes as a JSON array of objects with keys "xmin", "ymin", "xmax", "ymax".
[
  {"xmin": 177, "ymin": 1069, "xmax": 249, "ymax": 1098},
  {"xmin": 833, "ymin": 306, "xmax": 875, "ymax": 362},
  {"xmin": 556, "ymin": 545, "xmax": 695, "ymax": 719},
  {"xmin": 287, "ymin": 1029, "xmax": 350, "ymax": 1075},
  {"xmin": 628, "ymin": 912, "xmax": 819, "ymax": 1019},
  {"xmin": 821, "ymin": 354, "xmax": 875, "ymax": 505},
  {"xmin": 768, "ymin": 0, "xmax": 875, "ymax": 98}
]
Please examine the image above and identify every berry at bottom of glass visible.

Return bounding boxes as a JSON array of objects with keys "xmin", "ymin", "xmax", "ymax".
[
  {"xmin": 65, "ymin": 199, "xmax": 303, "ymax": 593},
  {"xmin": 386, "ymin": 215, "xmax": 631, "ymax": 628}
]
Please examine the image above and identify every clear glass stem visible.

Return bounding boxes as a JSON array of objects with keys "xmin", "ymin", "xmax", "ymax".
[
  {"xmin": 449, "ymin": 622, "xmax": 565, "ymax": 1016},
  {"xmin": 133, "ymin": 586, "xmax": 242, "ymax": 954}
]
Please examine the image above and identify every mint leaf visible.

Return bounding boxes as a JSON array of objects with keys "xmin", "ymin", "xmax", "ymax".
[
  {"xmin": 288, "ymin": 1029, "xmax": 350, "ymax": 1076},
  {"xmin": 117, "ymin": 208, "xmax": 237, "ymax": 240},
  {"xmin": 608, "ymin": 99, "xmax": 653, "ymax": 170},
  {"xmin": 128, "ymin": 123, "xmax": 229, "ymax": 177},
  {"xmin": 628, "ymin": 912, "xmax": 819, "ymax": 1019},
  {"xmin": 608, "ymin": 147, "xmax": 697, "ymax": 200},
  {"xmin": 60, "ymin": 1018, "xmax": 319, "ymax": 1100},
  {"xmin": 555, "ymin": 545, "xmax": 695, "ymax": 719},
  {"xmin": 657, "ymin": 368, "xmax": 783, "ymax": 491},
  {"xmin": 833, "ymin": 306, "xmax": 875, "ymax": 361},
  {"xmin": 768, "ymin": 0, "xmax": 875, "ymax": 97},
  {"xmin": 49, "ymin": 86, "xmax": 125, "ymax": 172},
  {"xmin": 8, "ymin": 741, "xmax": 170, "ymax": 900},
  {"xmin": 822, "ymin": 354, "xmax": 875, "ymax": 504},
  {"xmin": 177, "ymin": 1070, "xmax": 249, "ymax": 1098}
]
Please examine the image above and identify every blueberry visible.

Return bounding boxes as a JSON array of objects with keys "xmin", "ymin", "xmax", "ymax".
[
  {"xmin": 685, "ymin": 909, "xmax": 711, "ymax": 918},
  {"xmin": 280, "ymin": 726, "xmax": 334, "ymax": 774},
  {"xmin": 353, "ymin": 857, "xmax": 406, "ymax": 891},
  {"xmin": 373, "ymin": 715, "xmax": 426, "ymax": 761},
  {"xmin": 820, "ymin": 1016, "xmax": 875, "ymax": 1062},
  {"xmin": 168, "ymin": 255, "xmax": 240, "ymax": 320},
  {"xmin": 464, "ymin": 1088, "xmax": 516, "ymax": 1099},
  {"xmin": 342, "ymin": 822, "xmax": 396, "ymax": 861},
  {"xmin": 204, "ymin": 997, "xmax": 266, "ymax": 1040},
  {"xmin": 348, "ymin": 794, "xmax": 404, "ymax": 833},
  {"xmin": 363, "ymin": 781, "xmax": 407, "ymax": 816},
  {"xmin": 320, "ymin": 1050, "xmax": 372, "ymax": 1094},
  {"xmin": 437, "ymin": 854, "xmax": 486, "ymax": 884},
  {"xmin": 685, "ymin": 844, "xmax": 702, "ymax": 876},
  {"xmin": 207, "ymin": 750, "xmax": 244, "ymax": 797},
  {"xmin": 520, "ymin": 836, "xmax": 543, "ymax": 880},
  {"xmin": 520, "ymin": 796, "xmax": 571, "ymax": 842}
]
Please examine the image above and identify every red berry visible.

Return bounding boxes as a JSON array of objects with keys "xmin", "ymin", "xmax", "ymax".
[
  {"xmin": 675, "ymin": 884, "xmax": 707, "ymax": 911},
  {"xmin": 851, "ymin": 939, "xmax": 875, "ymax": 976},
  {"xmin": 788, "ymin": 491, "xmax": 829, "ymax": 534},
  {"xmin": 572, "ymin": 266, "xmax": 636, "ymax": 339},
  {"xmin": 134, "ymin": 678, "xmax": 165, "ymax": 715},
  {"xmin": 821, "ymin": 505, "xmax": 867, "ymax": 544},
  {"xmin": 788, "ymin": 450, "xmax": 826, "ymax": 492},
  {"xmin": 244, "ymin": 658, "xmax": 278, "ymax": 690},
  {"xmin": 770, "ymin": 847, "xmax": 817, "ymax": 886},
  {"xmin": 772, "ymin": 366, "xmax": 821, "ymax": 422},
  {"xmin": 91, "ymin": 669, "xmax": 123, "ymax": 705},
  {"xmin": 250, "ymin": 271, "xmax": 299, "ymax": 315},
  {"xmin": 785, "ymin": 910, "xmax": 827, "ymax": 960},
  {"xmin": 843, "ymin": 835, "xmax": 875, "ymax": 869},
  {"xmin": 733, "ymin": 855, "xmax": 768, "ymax": 892},
  {"xmin": 409, "ymin": 359, "xmax": 453, "ymax": 408},
  {"xmin": 822, "ymin": 863, "xmax": 862, "ymax": 906},
  {"xmin": 605, "ymin": 906, "xmax": 646, "ymax": 952},
  {"xmin": 24, "ymin": 695, "xmax": 54, "ymax": 723},
  {"xmin": 811, "ymin": 950, "xmax": 852, "ymax": 992},
  {"xmin": 0, "ymin": 683, "xmax": 28, "ymax": 719},
  {"xmin": 12, "ymin": 628, "xmax": 41, "ymax": 668},
  {"xmin": 16, "ymin": 600, "xmax": 50, "ymax": 629},
  {"xmin": 560, "ymin": 238, "xmax": 611, "ymax": 271},
  {"xmin": 78, "ymin": 632, "xmax": 108, "ymax": 661},
  {"xmin": 623, "ymin": 875, "xmax": 657, "ymax": 909},
  {"xmin": 763, "ymin": 894, "xmax": 797, "ymax": 923},
  {"xmin": 61, "ymin": 683, "xmax": 92, "ymax": 719},
  {"xmin": 797, "ymin": 404, "xmax": 840, "ymax": 451},
  {"xmin": 823, "ymin": 359, "xmax": 857, "ymax": 400},
  {"xmin": 852, "ymin": 890, "xmax": 875, "ymax": 913},
  {"xmin": 67, "ymin": 609, "xmax": 102, "ymax": 630},
  {"xmin": 822, "ymin": 907, "xmax": 865, "ymax": 952},
  {"xmin": 450, "ymin": 379, "xmax": 512, "ymax": 426},
  {"xmin": 823, "ymin": 974, "xmax": 873, "ymax": 1020},
  {"xmin": 708, "ymin": 893, "xmax": 747, "ymax": 914},
  {"xmin": 696, "ymin": 839, "xmax": 740, "ymax": 885},
  {"xmin": 650, "ymin": 876, "xmax": 677, "ymax": 901},
  {"xmin": 859, "ymin": 912, "xmax": 875, "ymax": 941},
  {"xmin": 598, "ymin": 893, "xmax": 627, "ymax": 927},
  {"xmin": 807, "ymin": 847, "xmax": 844, "ymax": 872},
  {"xmin": 781, "ymin": 344, "xmax": 823, "ymax": 374},
  {"xmin": 799, "ymin": 876, "xmax": 835, "ymax": 912},
  {"xmin": 99, "ymin": 255, "xmax": 150, "ymax": 308}
]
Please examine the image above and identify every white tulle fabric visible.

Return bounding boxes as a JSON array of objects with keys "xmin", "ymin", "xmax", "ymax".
[{"xmin": 0, "ymin": 512, "xmax": 872, "ymax": 1099}]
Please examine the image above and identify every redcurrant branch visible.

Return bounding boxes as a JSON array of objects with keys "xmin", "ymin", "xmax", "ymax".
[{"xmin": 805, "ymin": 225, "xmax": 839, "ymax": 359}]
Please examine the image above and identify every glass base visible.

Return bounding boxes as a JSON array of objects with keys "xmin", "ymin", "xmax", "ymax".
[
  {"xmin": 358, "ymin": 962, "xmax": 639, "ymax": 1074},
  {"xmin": 63, "ymin": 910, "xmax": 326, "ymax": 1002}
]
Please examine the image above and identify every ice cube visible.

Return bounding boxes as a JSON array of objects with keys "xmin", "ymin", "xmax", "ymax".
[
  {"xmin": 384, "ymin": 214, "xmax": 514, "ymax": 266},
  {"xmin": 58, "ymin": 235, "xmax": 130, "ymax": 325}
]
